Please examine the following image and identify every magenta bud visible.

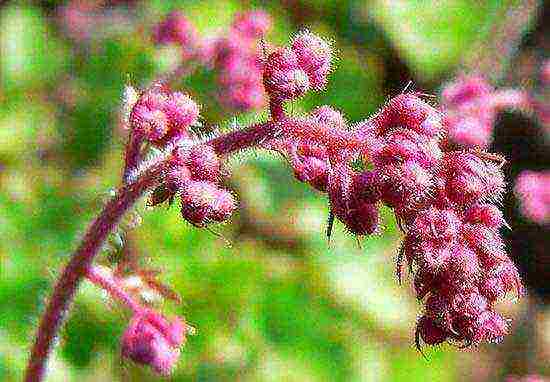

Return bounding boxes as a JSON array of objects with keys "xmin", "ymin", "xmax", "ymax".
[
  {"xmin": 121, "ymin": 310, "xmax": 188, "ymax": 375},
  {"xmin": 353, "ymin": 171, "xmax": 382, "ymax": 204},
  {"xmin": 310, "ymin": 105, "xmax": 347, "ymax": 128},
  {"xmin": 180, "ymin": 181, "xmax": 236, "ymax": 227},
  {"xmin": 231, "ymin": 10, "xmax": 271, "ymax": 39},
  {"xmin": 473, "ymin": 311, "xmax": 508, "ymax": 344},
  {"xmin": 451, "ymin": 292, "xmax": 488, "ymax": 319},
  {"xmin": 343, "ymin": 201, "xmax": 380, "ymax": 235},
  {"xmin": 464, "ymin": 204, "xmax": 504, "ymax": 229},
  {"xmin": 411, "ymin": 207, "xmax": 460, "ymax": 244},
  {"xmin": 514, "ymin": 170, "xmax": 550, "ymax": 224},
  {"xmin": 442, "ymin": 74, "xmax": 492, "ymax": 107},
  {"xmin": 162, "ymin": 92, "xmax": 200, "ymax": 130},
  {"xmin": 416, "ymin": 316, "xmax": 448, "ymax": 346},
  {"xmin": 291, "ymin": 31, "xmax": 332, "ymax": 90},
  {"xmin": 378, "ymin": 93, "xmax": 443, "ymax": 138},
  {"xmin": 152, "ymin": 11, "xmax": 197, "ymax": 53},
  {"xmin": 184, "ymin": 145, "xmax": 220, "ymax": 182}
]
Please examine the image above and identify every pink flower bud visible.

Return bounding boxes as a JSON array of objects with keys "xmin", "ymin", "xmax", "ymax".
[
  {"xmin": 514, "ymin": 170, "xmax": 550, "ymax": 224},
  {"xmin": 130, "ymin": 87, "xmax": 200, "ymax": 145},
  {"xmin": 353, "ymin": 171, "xmax": 382, "ymax": 204},
  {"xmin": 472, "ymin": 311, "xmax": 508, "ymax": 344},
  {"xmin": 442, "ymin": 74, "xmax": 492, "ymax": 107},
  {"xmin": 310, "ymin": 105, "xmax": 347, "ymax": 129},
  {"xmin": 291, "ymin": 31, "xmax": 332, "ymax": 90},
  {"xmin": 381, "ymin": 93, "xmax": 443, "ymax": 138},
  {"xmin": 184, "ymin": 145, "xmax": 221, "ymax": 182},
  {"xmin": 121, "ymin": 310, "xmax": 188, "ymax": 375},
  {"xmin": 464, "ymin": 203, "xmax": 504, "ymax": 229},
  {"xmin": 162, "ymin": 92, "xmax": 200, "ymax": 130},
  {"xmin": 410, "ymin": 207, "xmax": 460, "ymax": 244},
  {"xmin": 416, "ymin": 316, "xmax": 448, "ymax": 347},
  {"xmin": 153, "ymin": 11, "xmax": 197, "ymax": 57},
  {"xmin": 180, "ymin": 181, "xmax": 236, "ymax": 227},
  {"xmin": 327, "ymin": 164, "xmax": 379, "ymax": 235},
  {"xmin": 231, "ymin": 10, "xmax": 271, "ymax": 39},
  {"xmin": 263, "ymin": 48, "xmax": 310, "ymax": 100}
]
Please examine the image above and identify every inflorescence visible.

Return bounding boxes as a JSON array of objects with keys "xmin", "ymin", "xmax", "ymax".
[{"xmin": 26, "ymin": 10, "xmax": 525, "ymax": 380}]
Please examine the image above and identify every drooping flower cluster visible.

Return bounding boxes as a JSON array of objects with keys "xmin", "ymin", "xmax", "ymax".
[
  {"xmin": 358, "ymin": 96, "xmax": 521, "ymax": 349},
  {"xmin": 121, "ymin": 309, "xmax": 191, "ymax": 375},
  {"xmin": 30, "ymin": 20, "xmax": 528, "ymax": 382},
  {"xmin": 514, "ymin": 170, "xmax": 550, "ymax": 224},
  {"xmin": 441, "ymin": 74, "xmax": 529, "ymax": 148},
  {"xmin": 279, "ymin": 92, "xmax": 522, "ymax": 349},
  {"xmin": 257, "ymin": 33, "xmax": 523, "ymax": 350},
  {"xmin": 152, "ymin": 10, "xmax": 271, "ymax": 111}
]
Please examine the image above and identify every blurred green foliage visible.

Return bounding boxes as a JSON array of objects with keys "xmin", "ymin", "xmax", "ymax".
[{"xmin": 0, "ymin": 1, "xmax": 536, "ymax": 381}]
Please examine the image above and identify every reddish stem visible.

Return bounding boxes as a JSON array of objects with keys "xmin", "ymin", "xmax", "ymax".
[
  {"xmin": 209, "ymin": 121, "xmax": 276, "ymax": 155},
  {"xmin": 25, "ymin": 117, "xmax": 285, "ymax": 381},
  {"xmin": 269, "ymin": 98, "xmax": 285, "ymax": 121},
  {"xmin": 122, "ymin": 131, "xmax": 144, "ymax": 183},
  {"xmin": 25, "ymin": 158, "xmax": 170, "ymax": 382},
  {"xmin": 86, "ymin": 266, "xmax": 142, "ymax": 314}
]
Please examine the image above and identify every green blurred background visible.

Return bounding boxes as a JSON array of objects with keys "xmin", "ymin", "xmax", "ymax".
[{"xmin": 0, "ymin": 0, "xmax": 548, "ymax": 381}]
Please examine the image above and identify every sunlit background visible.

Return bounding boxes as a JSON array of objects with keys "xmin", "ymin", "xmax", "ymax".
[{"xmin": 0, "ymin": 1, "xmax": 548, "ymax": 381}]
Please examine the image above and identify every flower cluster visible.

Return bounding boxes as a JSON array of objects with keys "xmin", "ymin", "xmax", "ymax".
[
  {"xmin": 129, "ymin": 84, "xmax": 199, "ymax": 146},
  {"xmin": 441, "ymin": 74, "xmax": 529, "ymax": 148},
  {"xmin": 122, "ymin": 309, "xmax": 190, "ymax": 375},
  {"xmin": 152, "ymin": 10, "xmax": 271, "ymax": 111},
  {"xmin": 263, "ymin": 30, "xmax": 332, "ymax": 105},
  {"xmin": 514, "ymin": 170, "xmax": 550, "ymax": 224},
  {"xmin": 27, "ymin": 16, "xmax": 527, "ymax": 382},
  {"xmin": 278, "ymin": 92, "xmax": 522, "ymax": 349},
  {"xmin": 361, "ymin": 96, "xmax": 521, "ymax": 349},
  {"xmin": 129, "ymin": 89, "xmax": 236, "ymax": 227}
]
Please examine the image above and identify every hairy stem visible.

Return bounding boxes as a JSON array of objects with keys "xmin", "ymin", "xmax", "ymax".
[
  {"xmin": 25, "ymin": 115, "xmax": 287, "ymax": 381},
  {"xmin": 86, "ymin": 266, "xmax": 142, "ymax": 314},
  {"xmin": 122, "ymin": 131, "xmax": 144, "ymax": 183},
  {"xmin": 209, "ymin": 121, "xmax": 276, "ymax": 155},
  {"xmin": 25, "ymin": 157, "xmax": 170, "ymax": 382}
]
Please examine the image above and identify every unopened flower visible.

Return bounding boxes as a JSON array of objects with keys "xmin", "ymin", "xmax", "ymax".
[
  {"xmin": 291, "ymin": 30, "xmax": 332, "ymax": 90},
  {"xmin": 231, "ymin": 10, "xmax": 271, "ymax": 39},
  {"xmin": 152, "ymin": 11, "xmax": 198, "ymax": 58},
  {"xmin": 180, "ymin": 181, "xmax": 237, "ymax": 227},
  {"xmin": 514, "ymin": 170, "xmax": 550, "ymax": 224},
  {"xmin": 121, "ymin": 310, "xmax": 190, "ymax": 375}
]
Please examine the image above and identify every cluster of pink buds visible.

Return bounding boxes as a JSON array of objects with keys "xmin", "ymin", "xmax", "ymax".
[
  {"xmin": 128, "ymin": 87, "xmax": 236, "ymax": 227},
  {"xmin": 257, "ymin": 32, "xmax": 523, "ymax": 350},
  {"xmin": 129, "ymin": 84, "xmax": 199, "ymax": 146},
  {"xmin": 263, "ymin": 30, "xmax": 331, "ymax": 105},
  {"xmin": 121, "ymin": 309, "xmax": 189, "ymax": 375},
  {"xmin": 273, "ymin": 89, "xmax": 522, "ymax": 349},
  {"xmin": 152, "ymin": 10, "xmax": 271, "ymax": 111},
  {"xmin": 85, "ymin": 265, "xmax": 193, "ymax": 375},
  {"xmin": 26, "ymin": 18, "xmax": 529, "ymax": 382},
  {"xmin": 361, "ymin": 96, "xmax": 522, "ymax": 350},
  {"xmin": 441, "ymin": 74, "xmax": 529, "ymax": 148},
  {"xmin": 514, "ymin": 170, "xmax": 550, "ymax": 224}
]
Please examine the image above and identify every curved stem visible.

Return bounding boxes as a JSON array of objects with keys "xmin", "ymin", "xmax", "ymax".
[
  {"xmin": 25, "ymin": 158, "xmax": 170, "ymax": 382},
  {"xmin": 122, "ymin": 130, "xmax": 144, "ymax": 183},
  {"xmin": 86, "ymin": 266, "xmax": 142, "ymax": 314},
  {"xmin": 26, "ymin": 116, "xmax": 292, "ymax": 381}
]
